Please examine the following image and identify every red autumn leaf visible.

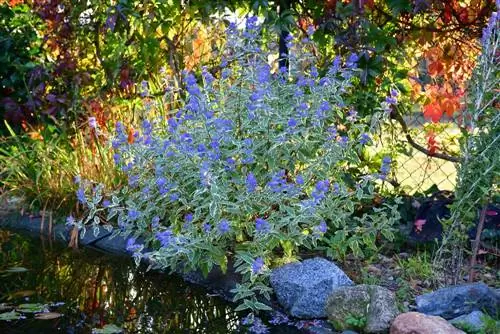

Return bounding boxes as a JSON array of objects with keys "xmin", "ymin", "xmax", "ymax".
[
  {"xmin": 423, "ymin": 102, "xmax": 443, "ymax": 122},
  {"xmin": 9, "ymin": 0, "xmax": 24, "ymax": 6},
  {"xmin": 428, "ymin": 61, "xmax": 444, "ymax": 77},
  {"xmin": 361, "ymin": 0, "xmax": 375, "ymax": 9},
  {"xmin": 426, "ymin": 131, "xmax": 438, "ymax": 155},
  {"xmin": 127, "ymin": 127, "xmax": 135, "ymax": 144},
  {"xmin": 440, "ymin": 97, "xmax": 460, "ymax": 117},
  {"xmin": 443, "ymin": 4, "xmax": 453, "ymax": 23}
]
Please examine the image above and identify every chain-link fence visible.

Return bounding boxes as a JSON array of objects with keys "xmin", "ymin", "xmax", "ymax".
[{"xmin": 382, "ymin": 110, "xmax": 461, "ymax": 195}]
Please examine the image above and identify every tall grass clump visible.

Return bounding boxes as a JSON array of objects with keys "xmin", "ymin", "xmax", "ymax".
[{"xmin": 434, "ymin": 7, "xmax": 499, "ymax": 284}]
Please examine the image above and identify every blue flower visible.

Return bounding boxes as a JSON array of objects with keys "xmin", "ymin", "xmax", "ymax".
[
  {"xmin": 140, "ymin": 80, "xmax": 149, "ymax": 97},
  {"xmin": 249, "ymin": 318, "xmax": 269, "ymax": 334},
  {"xmin": 126, "ymin": 237, "xmax": 143, "ymax": 253},
  {"xmin": 347, "ymin": 109, "xmax": 358, "ymax": 122},
  {"xmin": 256, "ymin": 64, "xmax": 271, "ymax": 84},
  {"xmin": 332, "ymin": 182, "xmax": 340, "ymax": 194},
  {"xmin": 311, "ymin": 180, "xmax": 329, "ymax": 203},
  {"xmin": 141, "ymin": 120, "xmax": 152, "ymax": 136},
  {"xmin": 310, "ymin": 65, "xmax": 319, "ymax": 78},
  {"xmin": 113, "ymin": 153, "xmax": 120, "ymax": 165},
  {"xmin": 338, "ymin": 136, "xmax": 349, "ymax": 147},
  {"xmin": 359, "ymin": 133, "xmax": 370, "ymax": 145},
  {"xmin": 102, "ymin": 199, "xmax": 111, "ymax": 207},
  {"xmin": 88, "ymin": 117, "xmax": 97, "ymax": 129},
  {"xmin": 316, "ymin": 101, "xmax": 330, "ymax": 120},
  {"xmin": 202, "ymin": 223, "xmax": 211, "ymax": 233},
  {"xmin": 346, "ymin": 53, "xmax": 359, "ymax": 68},
  {"xmin": 197, "ymin": 144, "xmax": 207, "ymax": 155},
  {"xmin": 180, "ymin": 133, "xmax": 193, "ymax": 144},
  {"xmin": 184, "ymin": 213, "xmax": 194, "ymax": 223},
  {"xmin": 222, "ymin": 68, "xmax": 231, "ymax": 79},
  {"xmin": 202, "ymin": 66, "xmax": 215, "ymax": 85},
  {"xmin": 217, "ymin": 219, "xmax": 231, "ymax": 234},
  {"xmin": 225, "ymin": 157, "xmax": 236, "ymax": 171},
  {"xmin": 306, "ymin": 25, "xmax": 315, "ymax": 36},
  {"xmin": 267, "ymin": 170, "xmax": 290, "ymax": 193},
  {"xmin": 156, "ymin": 177, "xmax": 167, "ymax": 188},
  {"xmin": 380, "ymin": 156, "xmax": 392, "ymax": 178},
  {"xmin": 385, "ymin": 96, "xmax": 397, "ymax": 105},
  {"xmin": 167, "ymin": 118, "xmax": 178, "ymax": 131},
  {"xmin": 315, "ymin": 221, "xmax": 327, "ymax": 234},
  {"xmin": 252, "ymin": 257, "xmax": 264, "ymax": 274},
  {"xmin": 296, "ymin": 175, "xmax": 304, "ymax": 185},
  {"xmin": 76, "ymin": 187, "xmax": 86, "ymax": 204},
  {"xmin": 128, "ymin": 209, "xmax": 140, "ymax": 221},
  {"xmin": 65, "ymin": 215, "xmax": 75, "ymax": 226},
  {"xmin": 269, "ymin": 311, "xmax": 290, "ymax": 325},
  {"xmin": 287, "ymin": 118, "xmax": 297, "ymax": 128},
  {"xmin": 128, "ymin": 175, "xmax": 139, "ymax": 188},
  {"xmin": 329, "ymin": 56, "xmax": 342, "ymax": 75},
  {"xmin": 152, "ymin": 216, "xmax": 160, "ymax": 227},
  {"xmin": 246, "ymin": 173, "xmax": 257, "ymax": 193},
  {"xmin": 156, "ymin": 229, "xmax": 173, "ymax": 247},
  {"xmin": 255, "ymin": 218, "xmax": 270, "ymax": 233}
]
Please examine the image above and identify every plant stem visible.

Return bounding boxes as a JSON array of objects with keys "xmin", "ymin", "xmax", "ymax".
[{"xmin": 469, "ymin": 203, "xmax": 488, "ymax": 282}]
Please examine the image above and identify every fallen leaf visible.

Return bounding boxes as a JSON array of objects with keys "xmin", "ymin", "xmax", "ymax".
[{"xmin": 35, "ymin": 312, "xmax": 62, "ymax": 320}]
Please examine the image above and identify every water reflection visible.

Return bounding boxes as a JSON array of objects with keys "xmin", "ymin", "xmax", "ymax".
[{"xmin": 0, "ymin": 230, "xmax": 240, "ymax": 333}]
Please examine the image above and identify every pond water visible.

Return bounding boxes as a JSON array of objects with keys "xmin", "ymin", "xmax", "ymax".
[{"xmin": 0, "ymin": 229, "xmax": 303, "ymax": 333}]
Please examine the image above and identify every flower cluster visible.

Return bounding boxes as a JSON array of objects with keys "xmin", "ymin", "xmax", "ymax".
[{"xmin": 76, "ymin": 16, "xmax": 400, "ymax": 313}]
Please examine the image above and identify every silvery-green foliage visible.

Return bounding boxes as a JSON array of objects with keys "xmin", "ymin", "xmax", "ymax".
[{"xmin": 75, "ymin": 19, "xmax": 400, "ymax": 312}]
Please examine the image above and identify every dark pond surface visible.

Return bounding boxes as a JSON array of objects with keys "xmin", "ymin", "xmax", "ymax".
[{"xmin": 0, "ymin": 229, "xmax": 303, "ymax": 333}]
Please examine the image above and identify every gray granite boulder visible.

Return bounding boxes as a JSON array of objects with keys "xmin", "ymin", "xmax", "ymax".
[
  {"xmin": 326, "ymin": 284, "xmax": 399, "ymax": 333},
  {"xmin": 416, "ymin": 282, "xmax": 500, "ymax": 319},
  {"xmin": 449, "ymin": 311, "xmax": 487, "ymax": 332},
  {"xmin": 270, "ymin": 257, "xmax": 353, "ymax": 319}
]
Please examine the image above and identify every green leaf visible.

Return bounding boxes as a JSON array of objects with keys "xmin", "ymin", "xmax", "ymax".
[
  {"xmin": 3, "ymin": 267, "xmax": 28, "ymax": 273},
  {"xmin": 0, "ymin": 311, "xmax": 22, "ymax": 321},
  {"xmin": 92, "ymin": 324, "xmax": 123, "ymax": 334},
  {"xmin": 16, "ymin": 303, "xmax": 45, "ymax": 313}
]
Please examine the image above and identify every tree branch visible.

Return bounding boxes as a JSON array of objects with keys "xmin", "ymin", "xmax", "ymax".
[{"xmin": 390, "ymin": 106, "xmax": 461, "ymax": 163}]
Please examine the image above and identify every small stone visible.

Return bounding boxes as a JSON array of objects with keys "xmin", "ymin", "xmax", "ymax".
[
  {"xmin": 398, "ymin": 252, "xmax": 410, "ymax": 259},
  {"xmin": 367, "ymin": 265, "xmax": 382, "ymax": 275},
  {"xmin": 390, "ymin": 312, "xmax": 465, "ymax": 334},
  {"xmin": 449, "ymin": 311, "xmax": 486, "ymax": 332},
  {"xmin": 325, "ymin": 284, "xmax": 399, "ymax": 333},
  {"xmin": 415, "ymin": 282, "xmax": 500, "ymax": 319},
  {"xmin": 270, "ymin": 257, "xmax": 353, "ymax": 319}
]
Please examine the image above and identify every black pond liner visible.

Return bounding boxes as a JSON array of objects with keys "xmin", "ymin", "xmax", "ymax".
[{"xmin": 0, "ymin": 212, "xmax": 329, "ymax": 333}]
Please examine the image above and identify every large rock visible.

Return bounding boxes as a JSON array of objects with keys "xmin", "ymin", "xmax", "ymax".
[
  {"xmin": 390, "ymin": 312, "xmax": 465, "ymax": 334},
  {"xmin": 270, "ymin": 257, "xmax": 353, "ymax": 318},
  {"xmin": 325, "ymin": 284, "xmax": 399, "ymax": 333},
  {"xmin": 416, "ymin": 282, "xmax": 500, "ymax": 319},
  {"xmin": 449, "ymin": 311, "xmax": 487, "ymax": 333}
]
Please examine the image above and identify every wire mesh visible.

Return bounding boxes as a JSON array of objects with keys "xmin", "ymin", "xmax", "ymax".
[{"xmin": 384, "ymin": 111, "xmax": 461, "ymax": 194}]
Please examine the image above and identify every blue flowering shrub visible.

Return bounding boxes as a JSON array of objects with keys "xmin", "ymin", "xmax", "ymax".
[{"xmin": 72, "ymin": 19, "xmax": 401, "ymax": 312}]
